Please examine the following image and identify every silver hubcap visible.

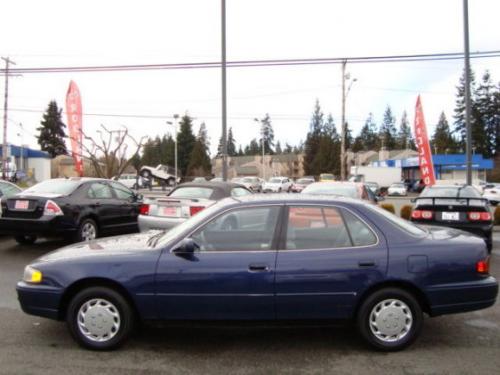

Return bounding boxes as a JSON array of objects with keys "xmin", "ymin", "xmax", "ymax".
[
  {"xmin": 77, "ymin": 298, "xmax": 121, "ymax": 342},
  {"xmin": 369, "ymin": 299, "xmax": 413, "ymax": 343},
  {"xmin": 81, "ymin": 222, "xmax": 96, "ymax": 241}
]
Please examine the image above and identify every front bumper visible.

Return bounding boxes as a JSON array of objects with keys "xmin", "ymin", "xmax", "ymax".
[
  {"xmin": 0, "ymin": 216, "xmax": 76, "ymax": 237},
  {"xmin": 426, "ymin": 276, "xmax": 498, "ymax": 316},
  {"xmin": 138, "ymin": 214, "xmax": 185, "ymax": 231},
  {"xmin": 17, "ymin": 281, "xmax": 64, "ymax": 320}
]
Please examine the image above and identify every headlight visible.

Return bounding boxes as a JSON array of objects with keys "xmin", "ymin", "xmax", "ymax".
[{"xmin": 23, "ymin": 266, "xmax": 43, "ymax": 283}]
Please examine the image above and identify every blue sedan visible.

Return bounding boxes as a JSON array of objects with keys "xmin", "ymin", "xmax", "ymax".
[{"xmin": 17, "ymin": 195, "xmax": 498, "ymax": 351}]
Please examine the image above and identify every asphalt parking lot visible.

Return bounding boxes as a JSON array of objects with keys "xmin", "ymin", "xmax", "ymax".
[{"xmin": 0, "ymin": 233, "xmax": 499, "ymax": 375}]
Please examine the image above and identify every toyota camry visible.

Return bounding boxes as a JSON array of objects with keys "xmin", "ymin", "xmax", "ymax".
[{"xmin": 17, "ymin": 194, "xmax": 497, "ymax": 351}]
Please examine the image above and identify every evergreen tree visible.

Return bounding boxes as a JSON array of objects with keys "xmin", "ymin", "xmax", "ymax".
[
  {"xmin": 227, "ymin": 127, "xmax": 237, "ymax": 156},
  {"xmin": 397, "ymin": 111, "xmax": 415, "ymax": 149},
  {"xmin": 475, "ymin": 71, "xmax": 499, "ymax": 157},
  {"xmin": 431, "ymin": 112, "xmax": 457, "ymax": 154},
  {"xmin": 284, "ymin": 143, "xmax": 293, "ymax": 154},
  {"xmin": 244, "ymin": 138, "xmax": 261, "ymax": 155},
  {"xmin": 176, "ymin": 114, "xmax": 196, "ymax": 177},
  {"xmin": 237, "ymin": 145, "xmax": 244, "ymax": 156},
  {"xmin": 453, "ymin": 68, "xmax": 477, "ymax": 152},
  {"xmin": 36, "ymin": 101, "xmax": 68, "ymax": 157},
  {"xmin": 187, "ymin": 139, "xmax": 211, "ymax": 176},
  {"xmin": 304, "ymin": 100, "xmax": 324, "ymax": 175},
  {"xmin": 357, "ymin": 113, "xmax": 380, "ymax": 151},
  {"xmin": 379, "ymin": 106, "xmax": 397, "ymax": 149},
  {"xmin": 159, "ymin": 134, "xmax": 175, "ymax": 166},
  {"xmin": 275, "ymin": 141, "xmax": 283, "ymax": 154},
  {"xmin": 141, "ymin": 137, "xmax": 160, "ymax": 166},
  {"xmin": 197, "ymin": 123, "xmax": 210, "ymax": 153},
  {"xmin": 256, "ymin": 113, "xmax": 275, "ymax": 154}
]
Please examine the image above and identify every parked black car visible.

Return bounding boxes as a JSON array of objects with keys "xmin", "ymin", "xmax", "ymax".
[
  {"xmin": 410, "ymin": 184, "xmax": 493, "ymax": 251},
  {"xmin": 0, "ymin": 178, "xmax": 142, "ymax": 244}
]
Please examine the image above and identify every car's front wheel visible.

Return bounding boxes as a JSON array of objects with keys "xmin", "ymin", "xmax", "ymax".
[
  {"xmin": 75, "ymin": 218, "xmax": 98, "ymax": 242},
  {"xmin": 357, "ymin": 288, "xmax": 423, "ymax": 351},
  {"xmin": 14, "ymin": 234, "xmax": 37, "ymax": 245},
  {"xmin": 66, "ymin": 287, "xmax": 134, "ymax": 350}
]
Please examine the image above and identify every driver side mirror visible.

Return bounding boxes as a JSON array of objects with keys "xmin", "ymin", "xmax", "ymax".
[{"xmin": 173, "ymin": 238, "xmax": 199, "ymax": 255}]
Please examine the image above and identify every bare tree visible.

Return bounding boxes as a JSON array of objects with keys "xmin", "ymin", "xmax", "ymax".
[{"xmin": 73, "ymin": 125, "xmax": 146, "ymax": 178}]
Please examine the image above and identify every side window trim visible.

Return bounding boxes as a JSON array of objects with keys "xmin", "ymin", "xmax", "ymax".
[{"xmin": 280, "ymin": 203, "xmax": 379, "ymax": 251}]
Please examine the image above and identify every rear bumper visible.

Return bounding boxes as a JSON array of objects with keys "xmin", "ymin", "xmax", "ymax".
[
  {"xmin": 0, "ymin": 216, "xmax": 77, "ymax": 236},
  {"xmin": 138, "ymin": 214, "xmax": 185, "ymax": 231},
  {"xmin": 16, "ymin": 281, "xmax": 64, "ymax": 320},
  {"xmin": 426, "ymin": 276, "xmax": 498, "ymax": 316}
]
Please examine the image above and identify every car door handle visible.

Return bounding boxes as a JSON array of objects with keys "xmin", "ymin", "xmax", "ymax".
[
  {"xmin": 248, "ymin": 263, "xmax": 270, "ymax": 272},
  {"xmin": 358, "ymin": 261, "xmax": 376, "ymax": 268}
]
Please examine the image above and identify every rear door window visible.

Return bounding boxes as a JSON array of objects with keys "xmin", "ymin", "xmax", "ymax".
[
  {"xmin": 110, "ymin": 182, "xmax": 134, "ymax": 200},
  {"xmin": 285, "ymin": 206, "xmax": 351, "ymax": 250},
  {"xmin": 87, "ymin": 183, "xmax": 113, "ymax": 199},
  {"xmin": 341, "ymin": 209, "xmax": 377, "ymax": 246}
]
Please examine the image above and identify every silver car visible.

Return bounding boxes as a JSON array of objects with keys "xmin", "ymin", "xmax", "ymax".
[
  {"xmin": 240, "ymin": 176, "xmax": 262, "ymax": 192},
  {"xmin": 138, "ymin": 182, "xmax": 252, "ymax": 231}
]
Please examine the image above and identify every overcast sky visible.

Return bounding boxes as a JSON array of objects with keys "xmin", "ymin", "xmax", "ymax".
[{"xmin": 1, "ymin": 0, "xmax": 500, "ymax": 156}]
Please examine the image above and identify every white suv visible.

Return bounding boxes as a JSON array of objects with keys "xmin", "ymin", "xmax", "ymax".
[{"xmin": 262, "ymin": 177, "xmax": 292, "ymax": 193}]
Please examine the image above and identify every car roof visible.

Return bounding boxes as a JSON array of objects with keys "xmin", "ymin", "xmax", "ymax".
[
  {"xmin": 171, "ymin": 181, "xmax": 250, "ymax": 197},
  {"xmin": 230, "ymin": 192, "xmax": 365, "ymax": 206},
  {"xmin": 309, "ymin": 181, "xmax": 361, "ymax": 187}
]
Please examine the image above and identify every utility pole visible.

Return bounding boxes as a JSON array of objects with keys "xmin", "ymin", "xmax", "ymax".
[
  {"xmin": 340, "ymin": 60, "xmax": 346, "ymax": 181},
  {"xmin": 463, "ymin": 0, "xmax": 472, "ymax": 186},
  {"xmin": 2, "ymin": 57, "xmax": 15, "ymax": 180},
  {"xmin": 221, "ymin": 0, "xmax": 228, "ymax": 181}
]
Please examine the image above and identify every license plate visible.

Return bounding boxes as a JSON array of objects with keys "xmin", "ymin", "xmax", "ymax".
[
  {"xmin": 160, "ymin": 206, "xmax": 178, "ymax": 217},
  {"xmin": 14, "ymin": 200, "xmax": 29, "ymax": 210},
  {"xmin": 442, "ymin": 212, "xmax": 459, "ymax": 221}
]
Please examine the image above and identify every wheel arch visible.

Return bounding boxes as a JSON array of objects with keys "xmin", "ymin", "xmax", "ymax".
[
  {"xmin": 354, "ymin": 280, "xmax": 431, "ymax": 317},
  {"xmin": 58, "ymin": 277, "xmax": 140, "ymax": 321}
]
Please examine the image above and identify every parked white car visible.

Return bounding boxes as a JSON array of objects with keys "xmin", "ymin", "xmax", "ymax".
[
  {"xmin": 387, "ymin": 182, "xmax": 407, "ymax": 196},
  {"xmin": 113, "ymin": 174, "xmax": 144, "ymax": 189},
  {"xmin": 483, "ymin": 183, "xmax": 500, "ymax": 206},
  {"xmin": 262, "ymin": 177, "xmax": 293, "ymax": 193}
]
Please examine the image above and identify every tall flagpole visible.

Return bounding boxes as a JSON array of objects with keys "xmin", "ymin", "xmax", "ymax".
[{"xmin": 463, "ymin": 0, "xmax": 472, "ymax": 185}]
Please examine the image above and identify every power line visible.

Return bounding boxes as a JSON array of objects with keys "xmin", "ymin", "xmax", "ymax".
[{"xmin": 2, "ymin": 50, "xmax": 500, "ymax": 74}]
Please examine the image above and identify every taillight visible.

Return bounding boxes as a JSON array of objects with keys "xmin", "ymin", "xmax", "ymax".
[
  {"xmin": 139, "ymin": 204, "xmax": 150, "ymax": 215},
  {"xmin": 468, "ymin": 211, "xmax": 491, "ymax": 221},
  {"xmin": 44, "ymin": 200, "xmax": 63, "ymax": 216},
  {"xmin": 411, "ymin": 210, "xmax": 433, "ymax": 219},
  {"xmin": 189, "ymin": 206, "xmax": 204, "ymax": 216},
  {"xmin": 476, "ymin": 258, "xmax": 490, "ymax": 275}
]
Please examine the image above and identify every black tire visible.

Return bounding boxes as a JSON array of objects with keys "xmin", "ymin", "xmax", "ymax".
[
  {"xmin": 167, "ymin": 177, "xmax": 175, "ymax": 187},
  {"xmin": 132, "ymin": 183, "xmax": 138, "ymax": 190},
  {"xmin": 75, "ymin": 218, "xmax": 98, "ymax": 242},
  {"xmin": 357, "ymin": 287, "xmax": 423, "ymax": 352},
  {"xmin": 14, "ymin": 235, "xmax": 37, "ymax": 245},
  {"xmin": 66, "ymin": 286, "xmax": 134, "ymax": 350},
  {"xmin": 140, "ymin": 170, "xmax": 151, "ymax": 179}
]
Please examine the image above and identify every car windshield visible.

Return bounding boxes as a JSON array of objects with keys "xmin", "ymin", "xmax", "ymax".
[
  {"xmin": 153, "ymin": 199, "xmax": 230, "ymax": 247},
  {"xmin": 302, "ymin": 184, "xmax": 358, "ymax": 198},
  {"xmin": 269, "ymin": 178, "xmax": 282, "ymax": 183},
  {"xmin": 391, "ymin": 183, "xmax": 405, "ymax": 188},
  {"xmin": 364, "ymin": 203, "xmax": 427, "ymax": 237},
  {"xmin": 23, "ymin": 179, "xmax": 81, "ymax": 195},
  {"xmin": 169, "ymin": 187, "xmax": 213, "ymax": 199},
  {"xmin": 420, "ymin": 186, "xmax": 480, "ymax": 198},
  {"xmin": 297, "ymin": 178, "xmax": 314, "ymax": 185}
]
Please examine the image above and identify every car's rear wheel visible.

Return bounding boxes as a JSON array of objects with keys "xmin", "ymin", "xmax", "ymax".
[
  {"xmin": 140, "ymin": 170, "xmax": 151, "ymax": 179},
  {"xmin": 66, "ymin": 287, "xmax": 134, "ymax": 350},
  {"xmin": 167, "ymin": 177, "xmax": 175, "ymax": 186},
  {"xmin": 14, "ymin": 234, "xmax": 37, "ymax": 245},
  {"xmin": 357, "ymin": 288, "xmax": 423, "ymax": 351},
  {"xmin": 75, "ymin": 218, "xmax": 98, "ymax": 242}
]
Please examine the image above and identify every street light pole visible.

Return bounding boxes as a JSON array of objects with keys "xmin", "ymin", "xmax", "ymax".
[
  {"xmin": 221, "ymin": 0, "xmax": 228, "ymax": 181},
  {"xmin": 254, "ymin": 118, "xmax": 265, "ymax": 180},
  {"xmin": 340, "ymin": 60, "xmax": 356, "ymax": 181},
  {"xmin": 167, "ymin": 114, "xmax": 179, "ymax": 185},
  {"xmin": 463, "ymin": 0, "xmax": 473, "ymax": 186}
]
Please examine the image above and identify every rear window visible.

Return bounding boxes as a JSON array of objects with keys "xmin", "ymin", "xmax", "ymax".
[
  {"xmin": 302, "ymin": 184, "xmax": 358, "ymax": 198},
  {"xmin": 269, "ymin": 178, "xmax": 282, "ymax": 183},
  {"xmin": 421, "ymin": 186, "xmax": 480, "ymax": 198},
  {"xmin": 23, "ymin": 179, "xmax": 81, "ymax": 195},
  {"xmin": 169, "ymin": 187, "xmax": 214, "ymax": 199},
  {"xmin": 364, "ymin": 203, "xmax": 426, "ymax": 237}
]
